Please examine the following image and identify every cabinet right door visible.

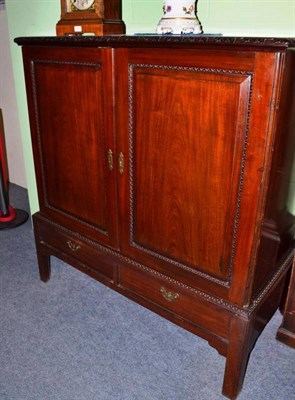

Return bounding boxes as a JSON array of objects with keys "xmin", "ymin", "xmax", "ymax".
[{"xmin": 115, "ymin": 47, "xmax": 280, "ymax": 303}]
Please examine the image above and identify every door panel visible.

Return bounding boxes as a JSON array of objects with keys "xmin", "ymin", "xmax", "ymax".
[
  {"xmin": 117, "ymin": 50, "xmax": 254, "ymax": 288},
  {"xmin": 132, "ymin": 67, "xmax": 251, "ymax": 280},
  {"xmin": 24, "ymin": 47, "xmax": 118, "ymax": 248}
]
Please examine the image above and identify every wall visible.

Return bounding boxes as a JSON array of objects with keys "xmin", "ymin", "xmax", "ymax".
[
  {"xmin": 0, "ymin": 3, "xmax": 26, "ymax": 187},
  {"xmin": 5, "ymin": 0, "xmax": 295, "ymax": 214},
  {"xmin": 126, "ymin": 0, "xmax": 295, "ymax": 36}
]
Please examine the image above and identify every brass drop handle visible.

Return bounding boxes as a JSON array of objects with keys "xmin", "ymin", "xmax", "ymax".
[
  {"xmin": 107, "ymin": 149, "xmax": 114, "ymax": 171},
  {"xmin": 67, "ymin": 240, "xmax": 81, "ymax": 252},
  {"xmin": 160, "ymin": 287, "xmax": 180, "ymax": 302},
  {"xmin": 119, "ymin": 152, "xmax": 124, "ymax": 175}
]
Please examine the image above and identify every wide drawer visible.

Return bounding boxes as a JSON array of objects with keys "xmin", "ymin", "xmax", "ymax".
[
  {"xmin": 33, "ymin": 215, "xmax": 116, "ymax": 282},
  {"xmin": 119, "ymin": 263, "xmax": 231, "ymax": 339}
]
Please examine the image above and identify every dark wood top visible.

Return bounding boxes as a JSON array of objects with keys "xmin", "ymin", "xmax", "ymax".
[{"xmin": 14, "ymin": 34, "xmax": 295, "ymax": 51}]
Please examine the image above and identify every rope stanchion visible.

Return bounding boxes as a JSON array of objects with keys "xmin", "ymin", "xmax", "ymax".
[{"xmin": 0, "ymin": 109, "xmax": 28, "ymax": 230}]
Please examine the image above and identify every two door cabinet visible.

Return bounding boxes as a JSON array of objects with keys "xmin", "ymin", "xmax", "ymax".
[{"xmin": 16, "ymin": 35, "xmax": 295, "ymax": 399}]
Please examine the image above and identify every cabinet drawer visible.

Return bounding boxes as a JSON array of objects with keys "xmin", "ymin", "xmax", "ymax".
[
  {"xmin": 34, "ymin": 216, "xmax": 116, "ymax": 282},
  {"xmin": 119, "ymin": 264, "xmax": 230, "ymax": 339}
]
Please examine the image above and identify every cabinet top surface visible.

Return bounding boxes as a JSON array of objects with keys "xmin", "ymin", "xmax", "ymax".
[{"xmin": 14, "ymin": 34, "xmax": 295, "ymax": 51}]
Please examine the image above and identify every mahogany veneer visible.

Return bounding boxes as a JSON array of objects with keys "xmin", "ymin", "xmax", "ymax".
[{"xmin": 15, "ymin": 35, "xmax": 295, "ymax": 399}]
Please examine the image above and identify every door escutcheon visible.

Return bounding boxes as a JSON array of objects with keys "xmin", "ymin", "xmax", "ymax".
[
  {"xmin": 119, "ymin": 152, "xmax": 124, "ymax": 175},
  {"xmin": 108, "ymin": 149, "xmax": 114, "ymax": 171}
]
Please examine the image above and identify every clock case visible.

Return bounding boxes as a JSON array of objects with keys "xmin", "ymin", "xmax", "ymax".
[{"xmin": 56, "ymin": 0, "xmax": 125, "ymax": 36}]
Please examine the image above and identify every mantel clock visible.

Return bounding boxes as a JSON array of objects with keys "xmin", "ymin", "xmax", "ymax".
[{"xmin": 56, "ymin": 0, "xmax": 125, "ymax": 36}]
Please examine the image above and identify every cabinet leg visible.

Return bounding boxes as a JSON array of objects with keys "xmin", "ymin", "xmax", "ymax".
[
  {"xmin": 222, "ymin": 316, "xmax": 252, "ymax": 400},
  {"xmin": 276, "ymin": 254, "xmax": 295, "ymax": 348},
  {"xmin": 36, "ymin": 249, "xmax": 51, "ymax": 282}
]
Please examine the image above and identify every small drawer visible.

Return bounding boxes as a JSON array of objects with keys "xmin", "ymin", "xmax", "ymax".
[
  {"xmin": 119, "ymin": 263, "xmax": 230, "ymax": 339},
  {"xmin": 34, "ymin": 216, "xmax": 116, "ymax": 282}
]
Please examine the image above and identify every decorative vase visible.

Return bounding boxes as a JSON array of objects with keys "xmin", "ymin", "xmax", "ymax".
[{"xmin": 156, "ymin": 0, "xmax": 203, "ymax": 34}]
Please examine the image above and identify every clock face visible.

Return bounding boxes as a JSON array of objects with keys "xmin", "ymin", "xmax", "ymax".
[{"xmin": 70, "ymin": 0, "xmax": 95, "ymax": 11}]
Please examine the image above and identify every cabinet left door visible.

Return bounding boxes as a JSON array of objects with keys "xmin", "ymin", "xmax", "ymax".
[{"xmin": 23, "ymin": 46, "xmax": 118, "ymax": 249}]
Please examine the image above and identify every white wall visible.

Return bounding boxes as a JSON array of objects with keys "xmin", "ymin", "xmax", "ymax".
[{"xmin": 0, "ymin": 3, "xmax": 26, "ymax": 187}]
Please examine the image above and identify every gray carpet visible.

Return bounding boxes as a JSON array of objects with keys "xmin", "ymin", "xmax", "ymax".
[{"xmin": 0, "ymin": 184, "xmax": 294, "ymax": 400}]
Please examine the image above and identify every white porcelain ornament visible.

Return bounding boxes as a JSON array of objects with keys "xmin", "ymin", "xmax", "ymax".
[{"xmin": 156, "ymin": 0, "xmax": 203, "ymax": 34}]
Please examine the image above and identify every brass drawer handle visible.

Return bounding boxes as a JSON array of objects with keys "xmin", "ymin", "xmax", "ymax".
[
  {"xmin": 160, "ymin": 287, "xmax": 180, "ymax": 302},
  {"xmin": 67, "ymin": 240, "xmax": 81, "ymax": 252}
]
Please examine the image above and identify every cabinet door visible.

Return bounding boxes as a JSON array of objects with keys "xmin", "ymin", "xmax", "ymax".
[
  {"xmin": 23, "ymin": 47, "xmax": 118, "ymax": 248},
  {"xmin": 115, "ymin": 48, "xmax": 280, "ymax": 302}
]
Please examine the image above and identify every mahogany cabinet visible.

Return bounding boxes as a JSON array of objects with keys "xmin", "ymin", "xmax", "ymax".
[{"xmin": 15, "ymin": 35, "xmax": 295, "ymax": 399}]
